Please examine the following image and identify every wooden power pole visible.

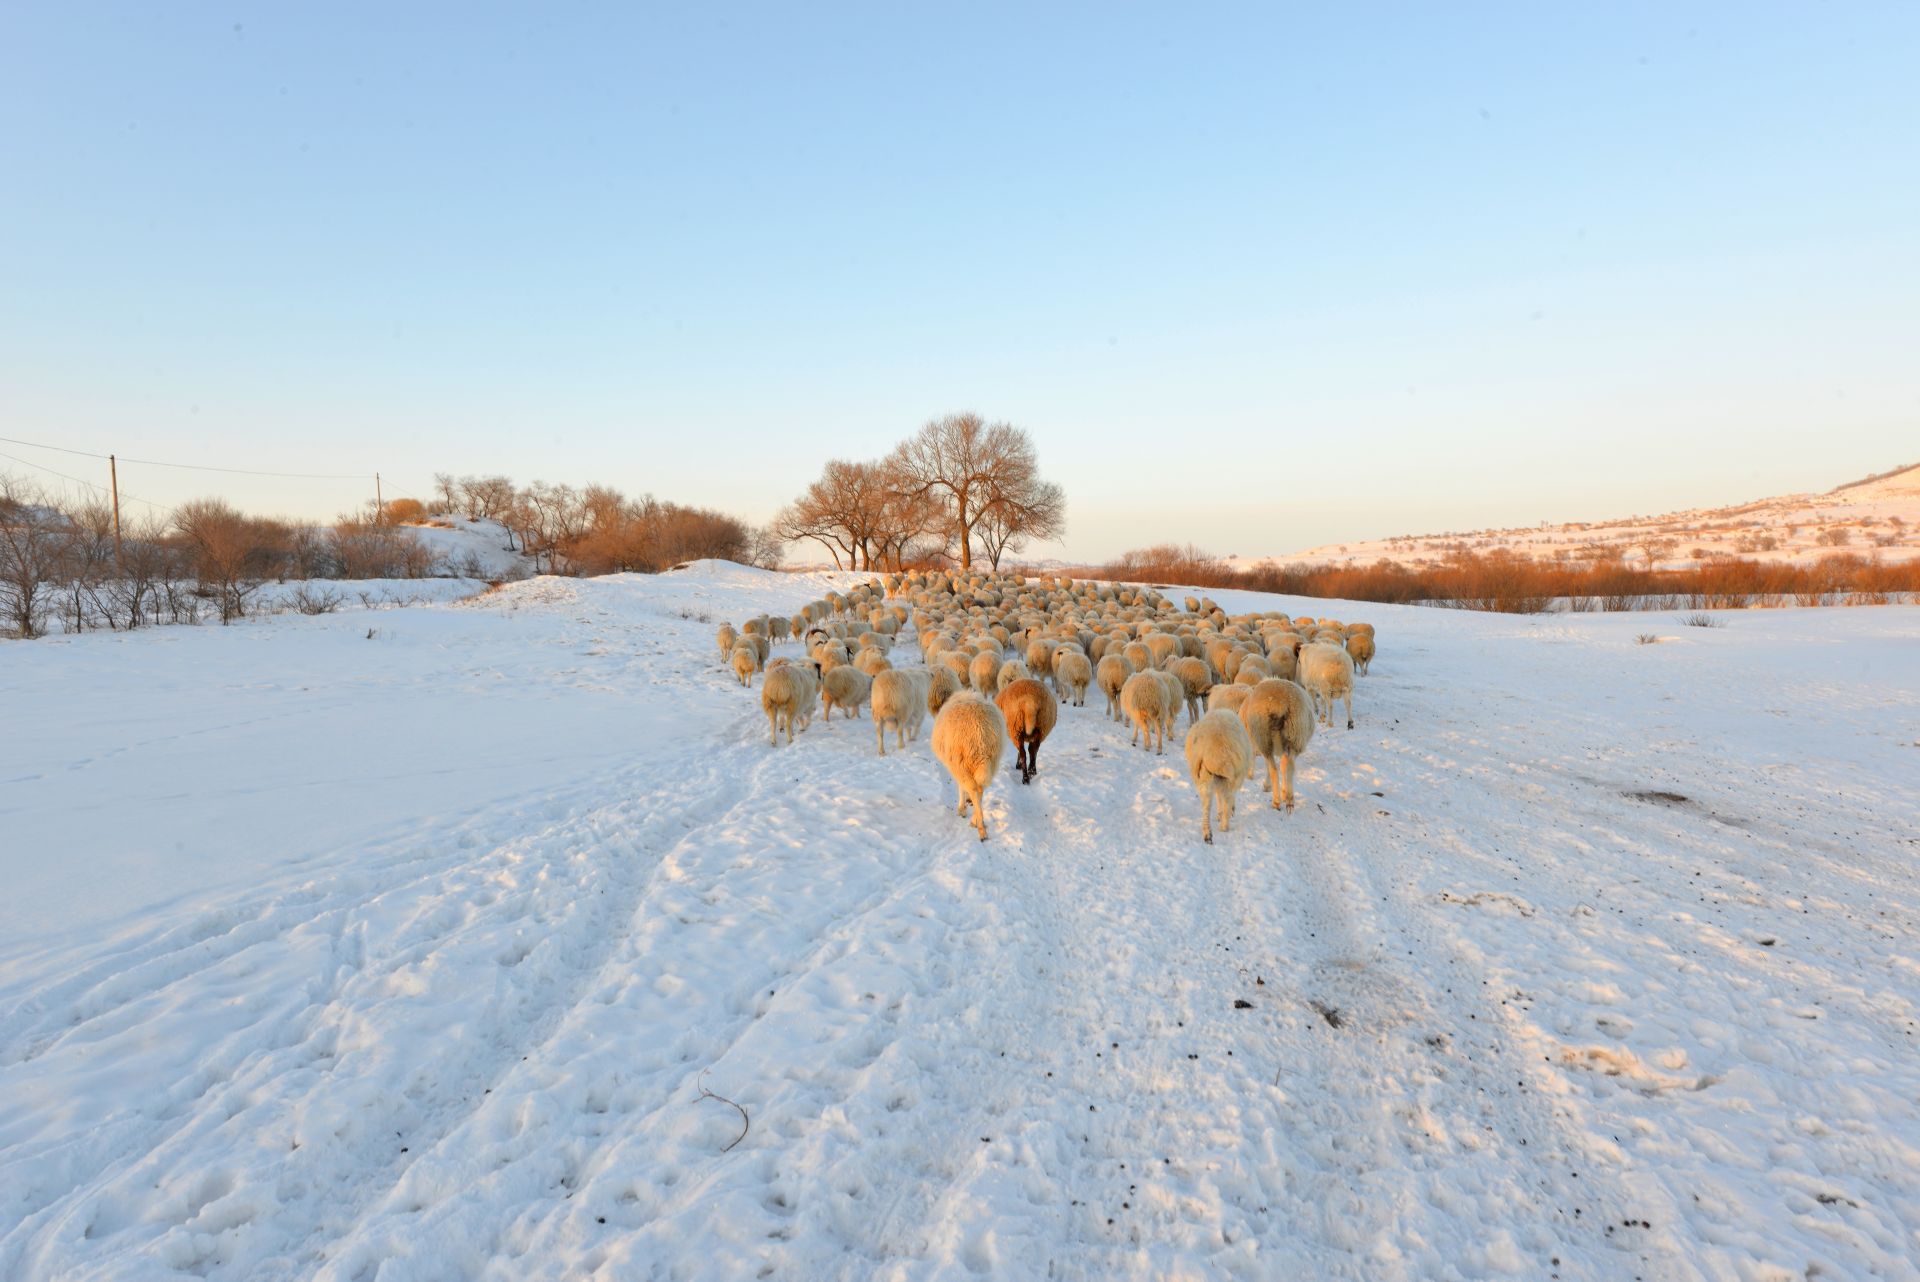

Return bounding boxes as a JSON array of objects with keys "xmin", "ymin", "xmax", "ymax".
[
  {"xmin": 109, "ymin": 453, "xmax": 123, "ymax": 567},
  {"xmin": 374, "ymin": 472, "xmax": 383, "ymax": 523}
]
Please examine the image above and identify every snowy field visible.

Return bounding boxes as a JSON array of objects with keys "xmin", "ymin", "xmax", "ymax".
[{"xmin": 2, "ymin": 564, "xmax": 1917, "ymax": 1280}]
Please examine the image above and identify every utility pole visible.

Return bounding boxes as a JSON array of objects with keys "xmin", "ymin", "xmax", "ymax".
[
  {"xmin": 374, "ymin": 472, "xmax": 383, "ymax": 524},
  {"xmin": 109, "ymin": 453, "xmax": 124, "ymax": 568}
]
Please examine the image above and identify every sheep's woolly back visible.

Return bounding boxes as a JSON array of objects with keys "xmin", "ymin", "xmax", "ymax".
[
  {"xmin": 822, "ymin": 664, "xmax": 873, "ymax": 711},
  {"xmin": 932, "ymin": 694, "xmax": 1007, "ymax": 792},
  {"xmin": 761, "ymin": 664, "xmax": 804, "ymax": 707},
  {"xmin": 1167, "ymin": 655, "xmax": 1212, "ymax": 699},
  {"xmin": 1240, "ymin": 678, "xmax": 1314, "ymax": 760},
  {"xmin": 994, "ymin": 678, "xmax": 1059, "ymax": 743},
  {"xmin": 1185, "ymin": 709, "xmax": 1254, "ymax": 791},
  {"xmin": 1298, "ymin": 642, "xmax": 1354, "ymax": 695},
  {"xmin": 1055, "ymin": 651, "xmax": 1093, "ymax": 693},
  {"xmin": 730, "ymin": 643, "xmax": 761, "ymax": 682},
  {"xmin": 926, "ymin": 665, "xmax": 963, "ymax": 715},
  {"xmin": 871, "ymin": 668, "xmax": 930, "ymax": 751},
  {"xmin": 1208, "ymin": 685, "xmax": 1253, "ymax": 714}
]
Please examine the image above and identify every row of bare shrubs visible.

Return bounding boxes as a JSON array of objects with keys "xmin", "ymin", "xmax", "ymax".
[
  {"xmin": 1090, "ymin": 544, "xmax": 1920, "ymax": 614},
  {"xmin": 1, "ymin": 469, "xmax": 784, "ymax": 638},
  {"xmin": 422, "ymin": 476, "xmax": 782, "ymax": 575},
  {"xmin": 0, "ymin": 480, "xmax": 490, "ymax": 638}
]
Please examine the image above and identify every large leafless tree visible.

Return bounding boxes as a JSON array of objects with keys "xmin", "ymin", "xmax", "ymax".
[{"xmin": 888, "ymin": 413, "xmax": 1063, "ymax": 572}]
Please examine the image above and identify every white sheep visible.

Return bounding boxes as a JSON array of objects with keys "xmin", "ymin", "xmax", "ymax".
[
  {"xmin": 1054, "ymin": 650, "xmax": 1093, "ymax": 707},
  {"xmin": 1166, "ymin": 655, "xmax": 1214, "ymax": 724},
  {"xmin": 932, "ymin": 693, "xmax": 1007, "ymax": 841},
  {"xmin": 729, "ymin": 642, "xmax": 761, "ymax": 687},
  {"xmin": 1207, "ymin": 684, "xmax": 1252, "ymax": 715},
  {"xmin": 969, "ymin": 649, "xmax": 1002, "ymax": 695},
  {"xmin": 1121, "ymin": 670, "xmax": 1172, "ymax": 754},
  {"xmin": 1153, "ymin": 668, "xmax": 1186, "ymax": 742},
  {"xmin": 821, "ymin": 664, "xmax": 873, "ymax": 721},
  {"xmin": 871, "ymin": 668, "xmax": 930, "ymax": 755},
  {"xmin": 1298, "ymin": 642, "xmax": 1356, "ymax": 729},
  {"xmin": 926, "ymin": 665, "xmax": 964, "ymax": 717},
  {"xmin": 716, "ymin": 623, "xmax": 738, "ymax": 662},
  {"xmin": 1185, "ymin": 709, "xmax": 1254, "ymax": 843},
  {"xmin": 761, "ymin": 663, "xmax": 813, "ymax": 746},
  {"xmin": 1346, "ymin": 631, "xmax": 1375, "ymax": 675},
  {"xmin": 1239, "ymin": 678, "xmax": 1314, "ymax": 810},
  {"xmin": 1096, "ymin": 653, "xmax": 1136, "ymax": 721}
]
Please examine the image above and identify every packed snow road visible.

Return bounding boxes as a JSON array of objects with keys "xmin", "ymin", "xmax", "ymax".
[{"xmin": 2, "ymin": 564, "xmax": 1916, "ymax": 1280}]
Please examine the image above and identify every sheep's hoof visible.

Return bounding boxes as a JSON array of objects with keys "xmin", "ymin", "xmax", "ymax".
[{"xmin": 1203, "ymin": 832, "xmax": 1213, "ymax": 844}]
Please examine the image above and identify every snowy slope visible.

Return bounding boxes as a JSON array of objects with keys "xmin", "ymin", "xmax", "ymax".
[
  {"xmin": 1240, "ymin": 462, "xmax": 1920, "ymax": 572},
  {"xmin": 2, "ymin": 567, "xmax": 1917, "ymax": 1280},
  {"xmin": 400, "ymin": 516, "xmax": 531, "ymax": 579}
]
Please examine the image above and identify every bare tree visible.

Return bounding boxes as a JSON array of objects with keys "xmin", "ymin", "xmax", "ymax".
[
  {"xmin": 888, "ymin": 413, "xmax": 1057, "ymax": 572},
  {"xmin": 61, "ymin": 500, "xmax": 118, "ymax": 631},
  {"xmin": 175, "ymin": 498, "xmax": 273, "ymax": 623},
  {"xmin": 433, "ymin": 472, "xmax": 460, "ymax": 512},
  {"xmin": 773, "ymin": 459, "xmax": 885, "ymax": 568},
  {"xmin": 105, "ymin": 512, "xmax": 179, "ymax": 629},
  {"xmin": 975, "ymin": 477, "xmax": 1065, "ymax": 571},
  {"xmin": 458, "ymin": 474, "xmax": 517, "ymax": 523},
  {"xmin": 771, "ymin": 498, "xmax": 851, "ymax": 569},
  {"xmin": 0, "ymin": 474, "xmax": 68, "ymax": 638},
  {"xmin": 745, "ymin": 523, "xmax": 785, "ymax": 571}
]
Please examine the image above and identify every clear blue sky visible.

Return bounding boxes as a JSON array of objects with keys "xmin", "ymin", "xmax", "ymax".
[{"xmin": 2, "ymin": 3, "xmax": 1915, "ymax": 560}]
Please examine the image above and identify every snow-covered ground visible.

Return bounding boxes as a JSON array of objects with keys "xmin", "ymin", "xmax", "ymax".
[
  {"xmin": 3, "ymin": 564, "xmax": 1916, "ymax": 1280},
  {"xmin": 398, "ymin": 516, "xmax": 530, "ymax": 580}
]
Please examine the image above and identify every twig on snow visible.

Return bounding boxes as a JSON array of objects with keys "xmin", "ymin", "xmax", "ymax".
[{"xmin": 695, "ymin": 1069, "xmax": 750, "ymax": 1153}]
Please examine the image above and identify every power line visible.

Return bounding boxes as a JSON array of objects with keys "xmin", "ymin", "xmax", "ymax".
[
  {"xmin": 0, "ymin": 433, "xmax": 373, "ymax": 480},
  {"xmin": 0, "ymin": 434, "xmax": 107, "ymax": 460},
  {"xmin": 0, "ymin": 449, "xmax": 173, "ymax": 514}
]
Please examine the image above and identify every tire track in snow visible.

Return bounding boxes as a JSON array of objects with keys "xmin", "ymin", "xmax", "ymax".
[{"xmin": 0, "ymin": 753, "xmax": 741, "ymax": 1280}]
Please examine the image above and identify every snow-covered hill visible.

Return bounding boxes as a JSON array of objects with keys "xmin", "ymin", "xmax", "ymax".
[
  {"xmin": 2, "ymin": 566, "xmax": 1916, "ymax": 1279},
  {"xmin": 1238, "ymin": 462, "xmax": 1920, "ymax": 573},
  {"xmin": 399, "ymin": 515, "xmax": 531, "ymax": 579}
]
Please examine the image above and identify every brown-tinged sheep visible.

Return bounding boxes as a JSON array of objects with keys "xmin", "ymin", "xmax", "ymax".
[{"xmin": 995, "ymin": 677, "xmax": 1059, "ymax": 785}]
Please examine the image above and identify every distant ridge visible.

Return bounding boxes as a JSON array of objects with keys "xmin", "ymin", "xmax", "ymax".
[{"xmin": 1237, "ymin": 462, "xmax": 1920, "ymax": 574}]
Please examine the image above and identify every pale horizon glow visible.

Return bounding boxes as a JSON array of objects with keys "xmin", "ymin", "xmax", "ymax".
[{"xmin": 2, "ymin": 4, "xmax": 1915, "ymax": 562}]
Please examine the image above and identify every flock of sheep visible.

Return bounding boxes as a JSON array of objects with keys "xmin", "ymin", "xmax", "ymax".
[{"xmin": 718, "ymin": 573, "xmax": 1376, "ymax": 843}]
